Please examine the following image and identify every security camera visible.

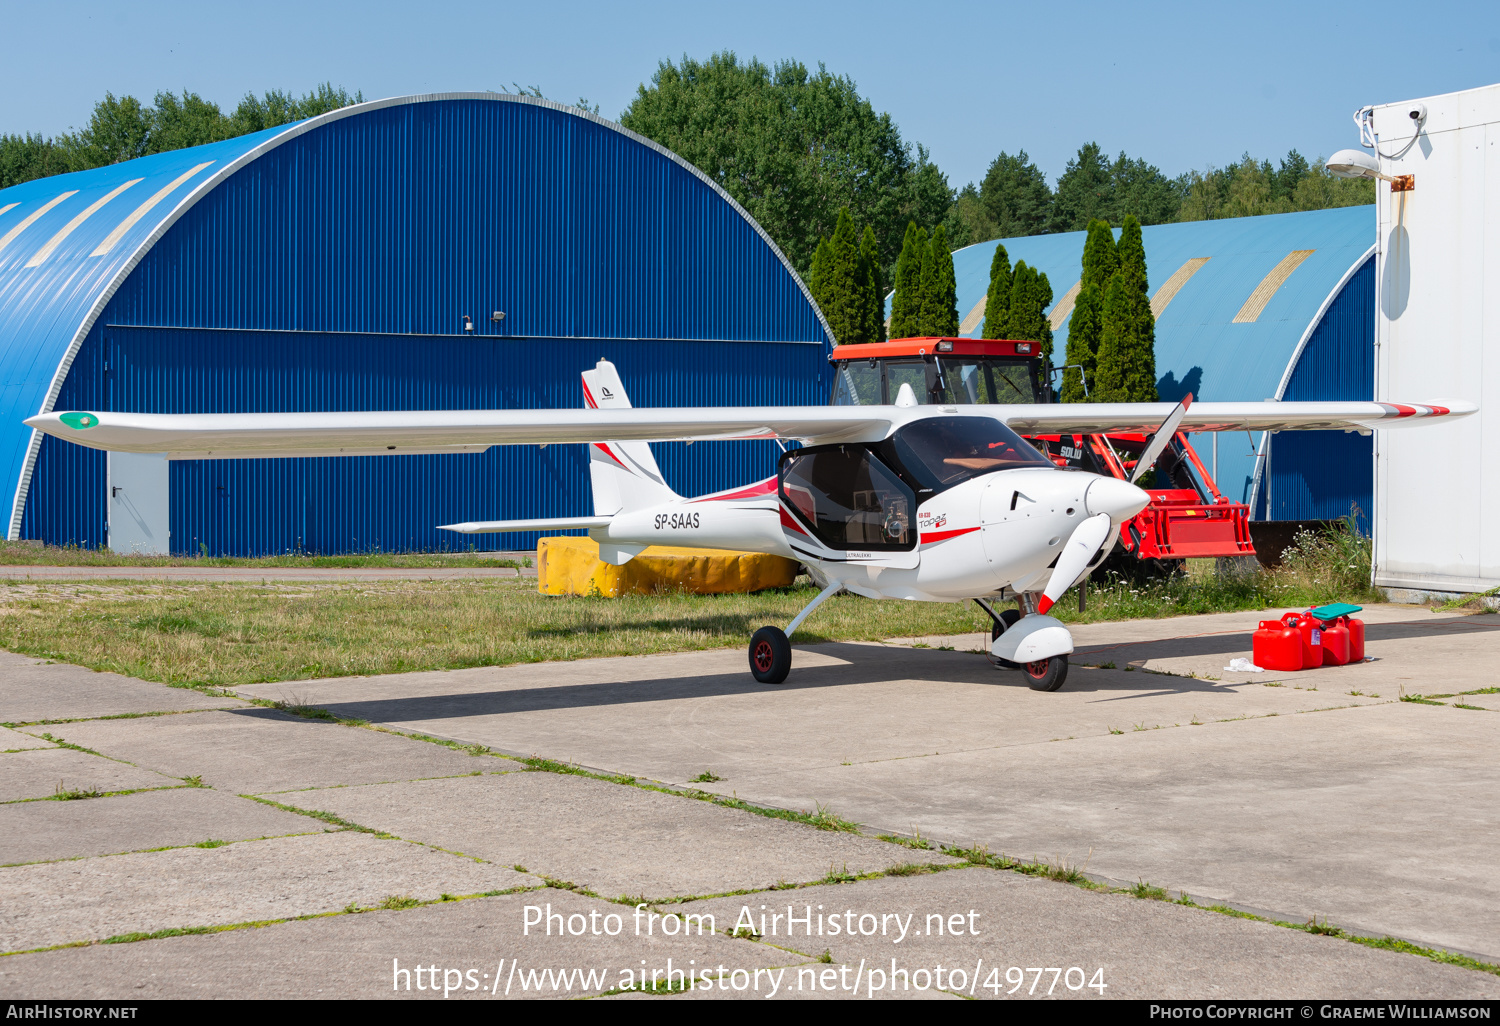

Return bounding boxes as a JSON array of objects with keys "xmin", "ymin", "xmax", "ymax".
[{"xmin": 1407, "ymin": 103, "xmax": 1427, "ymax": 126}]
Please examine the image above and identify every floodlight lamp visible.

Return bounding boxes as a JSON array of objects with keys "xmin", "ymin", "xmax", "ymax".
[{"xmin": 1326, "ymin": 149, "xmax": 1380, "ymax": 179}]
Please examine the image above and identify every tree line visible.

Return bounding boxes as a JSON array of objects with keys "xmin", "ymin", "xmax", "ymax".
[
  {"xmin": 0, "ymin": 84, "xmax": 362, "ymax": 189},
  {"xmin": 3, "ymin": 55, "xmax": 1377, "ymax": 311},
  {"xmin": 944, "ymin": 144, "xmax": 1375, "ymax": 248}
]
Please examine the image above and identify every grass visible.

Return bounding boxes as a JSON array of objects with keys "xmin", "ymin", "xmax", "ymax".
[
  {"xmin": 689, "ymin": 770, "xmax": 722, "ymax": 784},
  {"xmin": 0, "ymin": 540, "xmax": 529, "ymax": 570},
  {"xmin": 51, "ymin": 782, "xmax": 103, "ymax": 800},
  {"xmin": 0, "ymin": 517, "xmax": 1389, "ymax": 686}
]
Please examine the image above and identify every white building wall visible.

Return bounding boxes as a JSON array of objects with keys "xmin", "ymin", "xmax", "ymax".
[{"xmin": 1373, "ymin": 83, "xmax": 1500, "ymax": 594}]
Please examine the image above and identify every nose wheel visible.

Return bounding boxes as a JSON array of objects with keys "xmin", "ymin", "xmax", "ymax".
[
  {"xmin": 1022, "ymin": 655, "xmax": 1069, "ymax": 692},
  {"xmin": 749, "ymin": 626, "xmax": 792, "ymax": 684}
]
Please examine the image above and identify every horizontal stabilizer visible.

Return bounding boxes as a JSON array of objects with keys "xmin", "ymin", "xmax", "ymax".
[{"xmin": 439, "ymin": 516, "xmax": 611, "ymax": 534}]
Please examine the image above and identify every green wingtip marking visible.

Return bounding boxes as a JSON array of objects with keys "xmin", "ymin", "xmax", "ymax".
[{"xmin": 58, "ymin": 412, "xmax": 100, "ymax": 430}]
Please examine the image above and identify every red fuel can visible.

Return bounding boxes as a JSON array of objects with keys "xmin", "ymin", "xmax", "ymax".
[
  {"xmin": 1320, "ymin": 620, "xmax": 1351, "ymax": 666},
  {"xmin": 1280, "ymin": 612, "xmax": 1323, "ymax": 669},
  {"xmin": 1342, "ymin": 616, "xmax": 1365, "ymax": 662},
  {"xmin": 1253, "ymin": 619, "xmax": 1304, "ymax": 671}
]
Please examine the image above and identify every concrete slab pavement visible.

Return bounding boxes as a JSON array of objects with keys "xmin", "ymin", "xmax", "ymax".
[
  {"xmin": 0, "ymin": 788, "xmax": 320, "ymax": 866},
  {"xmin": 0, "ymin": 890, "xmax": 796, "ymax": 999},
  {"xmin": 1, "ymin": 726, "xmax": 54, "ymax": 751},
  {"xmin": 0, "ymin": 748, "xmax": 180, "ymax": 802},
  {"xmin": 704, "ymin": 702, "xmax": 1500, "ymax": 959},
  {"xmin": 235, "ymin": 643, "xmax": 1386, "ymax": 786},
  {"xmin": 44, "ymin": 708, "xmax": 502, "ymax": 795},
  {"xmin": 674, "ymin": 870, "xmax": 1499, "ymax": 999},
  {"xmin": 0, "ymin": 832, "xmax": 534, "ymax": 954},
  {"xmin": 0, "ymin": 651, "xmax": 247, "ymax": 724},
  {"xmin": 274, "ymin": 771, "xmax": 959, "ymax": 900}
]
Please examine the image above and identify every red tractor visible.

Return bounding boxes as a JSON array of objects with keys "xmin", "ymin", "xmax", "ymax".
[{"xmin": 828, "ymin": 337, "xmax": 1255, "ymax": 568}]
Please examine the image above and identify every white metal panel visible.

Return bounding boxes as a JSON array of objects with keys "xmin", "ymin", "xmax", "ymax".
[
  {"xmin": 107, "ymin": 452, "xmax": 168, "ymax": 555},
  {"xmin": 1374, "ymin": 82, "xmax": 1499, "ymax": 592}
]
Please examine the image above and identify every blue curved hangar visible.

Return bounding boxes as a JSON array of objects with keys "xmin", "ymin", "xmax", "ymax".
[
  {"xmin": 946, "ymin": 207, "xmax": 1375, "ymax": 526},
  {"xmin": 0, "ymin": 93, "xmax": 833, "ymax": 555}
]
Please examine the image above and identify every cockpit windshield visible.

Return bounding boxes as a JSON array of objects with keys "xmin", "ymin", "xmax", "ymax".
[{"xmin": 875, "ymin": 416, "xmax": 1053, "ymax": 494}]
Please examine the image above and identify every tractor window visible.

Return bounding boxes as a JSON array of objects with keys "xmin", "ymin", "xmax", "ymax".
[
  {"xmin": 832, "ymin": 362, "xmax": 882, "ymax": 406},
  {"xmin": 780, "ymin": 446, "xmax": 914, "ymax": 551},
  {"xmin": 876, "ymin": 416, "xmax": 1053, "ymax": 495},
  {"xmin": 884, "ymin": 361, "xmax": 929, "ymax": 404},
  {"xmin": 931, "ymin": 358, "xmax": 1035, "ymax": 405}
]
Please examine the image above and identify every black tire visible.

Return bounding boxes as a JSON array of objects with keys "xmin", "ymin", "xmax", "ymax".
[
  {"xmin": 749, "ymin": 626, "xmax": 792, "ymax": 684},
  {"xmin": 986, "ymin": 608, "xmax": 1022, "ymax": 670},
  {"xmin": 1022, "ymin": 654, "xmax": 1069, "ymax": 692}
]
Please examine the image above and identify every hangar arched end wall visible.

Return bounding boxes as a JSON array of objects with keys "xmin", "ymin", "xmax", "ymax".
[{"xmin": 7, "ymin": 95, "xmax": 831, "ymax": 554}]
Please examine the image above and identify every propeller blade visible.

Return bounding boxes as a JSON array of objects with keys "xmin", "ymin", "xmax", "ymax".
[
  {"xmin": 1129, "ymin": 393, "xmax": 1193, "ymax": 485},
  {"xmin": 1037, "ymin": 512, "xmax": 1113, "ymax": 615}
]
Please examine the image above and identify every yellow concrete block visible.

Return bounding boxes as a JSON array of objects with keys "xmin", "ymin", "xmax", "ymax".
[{"xmin": 537, "ymin": 536, "xmax": 799, "ymax": 597}]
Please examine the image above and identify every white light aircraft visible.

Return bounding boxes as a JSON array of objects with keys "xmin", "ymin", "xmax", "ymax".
[{"xmin": 27, "ymin": 361, "xmax": 1474, "ymax": 692}]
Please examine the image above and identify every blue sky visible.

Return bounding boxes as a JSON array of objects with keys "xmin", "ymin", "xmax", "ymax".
[{"xmin": 5, "ymin": 0, "xmax": 1498, "ymax": 188}]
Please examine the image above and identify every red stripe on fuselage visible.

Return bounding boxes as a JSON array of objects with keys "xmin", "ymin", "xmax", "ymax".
[
  {"xmin": 779, "ymin": 506, "xmax": 809, "ymax": 536},
  {"xmin": 691, "ymin": 477, "xmax": 778, "ymax": 503},
  {"xmin": 920, "ymin": 526, "xmax": 979, "ymax": 545}
]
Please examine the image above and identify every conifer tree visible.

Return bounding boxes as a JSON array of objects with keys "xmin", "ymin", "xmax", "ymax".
[
  {"xmin": 809, "ymin": 237, "xmax": 831, "ymax": 328},
  {"xmin": 1061, "ymin": 219, "xmax": 1117, "ymax": 401},
  {"xmin": 1080, "ymin": 217, "xmax": 1118, "ymax": 292},
  {"xmin": 1094, "ymin": 216, "xmax": 1157, "ymax": 402},
  {"xmin": 1061, "ymin": 286, "xmax": 1100, "ymax": 402},
  {"xmin": 816, "ymin": 208, "xmax": 867, "ymax": 345},
  {"xmin": 1032, "ymin": 270, "xmax": 1055, "ymax": 365},
  {"xmin": 1004, "ymin": 263, "xmax": 1055, "ymax": 365},
  {"xmin": 889, "ymin": 222, "xmax": 926, "ymax": 339},
  {"xmin": 922, "ymin": 225, "xmax": 959, "ymax": 336},
  {"xmin": 980, "ymin": 243, "xmax": 1012, "ymax": 339},
  {"xmin": 860, "ymin": 224, "xmax": 886, "ymax": 344}
]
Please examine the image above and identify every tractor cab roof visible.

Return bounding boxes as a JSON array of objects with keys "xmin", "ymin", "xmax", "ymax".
[{"xmin": 830, "ymin": 338, "xmax": 1040, "ymax": 361}]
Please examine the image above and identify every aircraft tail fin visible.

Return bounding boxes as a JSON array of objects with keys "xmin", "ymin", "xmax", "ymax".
[{"xmin": 581, "ymin": 360, "xmax": 679, "ymax": 517}]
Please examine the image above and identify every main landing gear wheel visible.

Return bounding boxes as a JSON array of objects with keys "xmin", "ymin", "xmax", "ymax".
[
  {"xmin": 749, "ymin": 626, "xmax": 792, "ymax": 684},
  {"xmin": 1023, "ymin": 654, "xmax": 1069, "ymax": 692},
  {"xmin": 986, "ymin": 608, "xmax": 1022, "ymax": 670}
]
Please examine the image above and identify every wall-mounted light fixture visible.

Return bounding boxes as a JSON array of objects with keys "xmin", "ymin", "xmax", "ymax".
[
  {"xmin": 462, "ymin": 315, "xmax": 474, "ymax": 332},
  {"xmin": 491, "ymin": 311, "xmax": 506, "ymax": 322}
]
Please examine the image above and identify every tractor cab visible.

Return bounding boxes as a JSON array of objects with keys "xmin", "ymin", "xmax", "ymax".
[{"xmin": 829, "ymin": 338, "xmax": 1255, "ymax": 564}]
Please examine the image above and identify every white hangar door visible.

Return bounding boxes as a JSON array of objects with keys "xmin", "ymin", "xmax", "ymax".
[{"xmin": 107, "ymin": 451, "xmax": 169, "ymax": 555}]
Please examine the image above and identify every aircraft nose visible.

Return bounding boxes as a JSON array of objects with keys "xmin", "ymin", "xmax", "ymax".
[{"xmin": 1085, "ymin": 476, "xmax": 1150, "ymax": 522}]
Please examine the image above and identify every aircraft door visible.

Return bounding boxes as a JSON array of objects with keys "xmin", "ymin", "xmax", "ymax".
[{"xmin": 779, "ymin": 445, "xmax": 915, "ymax": 555}]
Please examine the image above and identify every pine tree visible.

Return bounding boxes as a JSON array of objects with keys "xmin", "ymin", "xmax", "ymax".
[
  {"xmin": 860, "ymin": 224, "xmax": 886, "ymax": 344},
  {"xmin": 889, "ymin": 222, "xmax": 926, "ymax": 339},
  {"xmin": 1094, "ymin": 216, "xmax": 1157, "ymax": 402},
  {"xmin": 922, "ymin": 224, "xmax": 959, "ymax": 336},
  {"xmin": 980, "ymin": 243, "xmax": 1012, "ymax": 339}
]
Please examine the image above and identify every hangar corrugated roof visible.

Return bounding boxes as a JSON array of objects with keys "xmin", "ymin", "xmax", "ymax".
[
  {"xmin": 942, "ymin": 205, "xmax": 1375, "ymax": 405},
  {"xmin": 0, "ymin": 93, "xmax": 829, "ymax": 541}
]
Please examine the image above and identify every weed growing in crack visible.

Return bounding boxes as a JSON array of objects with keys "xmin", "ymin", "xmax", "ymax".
[{"xmin": 689, "ymin": 770, "xmax": 722, "ymax": 783}]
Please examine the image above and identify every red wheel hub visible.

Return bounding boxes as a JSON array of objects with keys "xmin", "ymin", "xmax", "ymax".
[
  {"xmin": 1025, "ymin": 659, "xmax": 1050, "ymax": 678},
  {"xmin": 753, "ymin": 640, "xmax": 775, "ymax": 672}
]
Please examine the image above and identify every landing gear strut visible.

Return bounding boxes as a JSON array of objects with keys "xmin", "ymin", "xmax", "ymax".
[{"xmin": 748, "ymin": 580, "xmax": 842, "ymax": 684}]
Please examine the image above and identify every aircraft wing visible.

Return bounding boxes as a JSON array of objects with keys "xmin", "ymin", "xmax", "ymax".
[
  {"xmin": 23, "ymin": 399, "xmax": 1475, "ymax": 459},
  {"xmin": 22, "ymin": 407, "xmax": 894, "ymax": 459},
  {"xmin": 996, "ymin": 400, "xmax": 1476, "ymax": 435}
]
